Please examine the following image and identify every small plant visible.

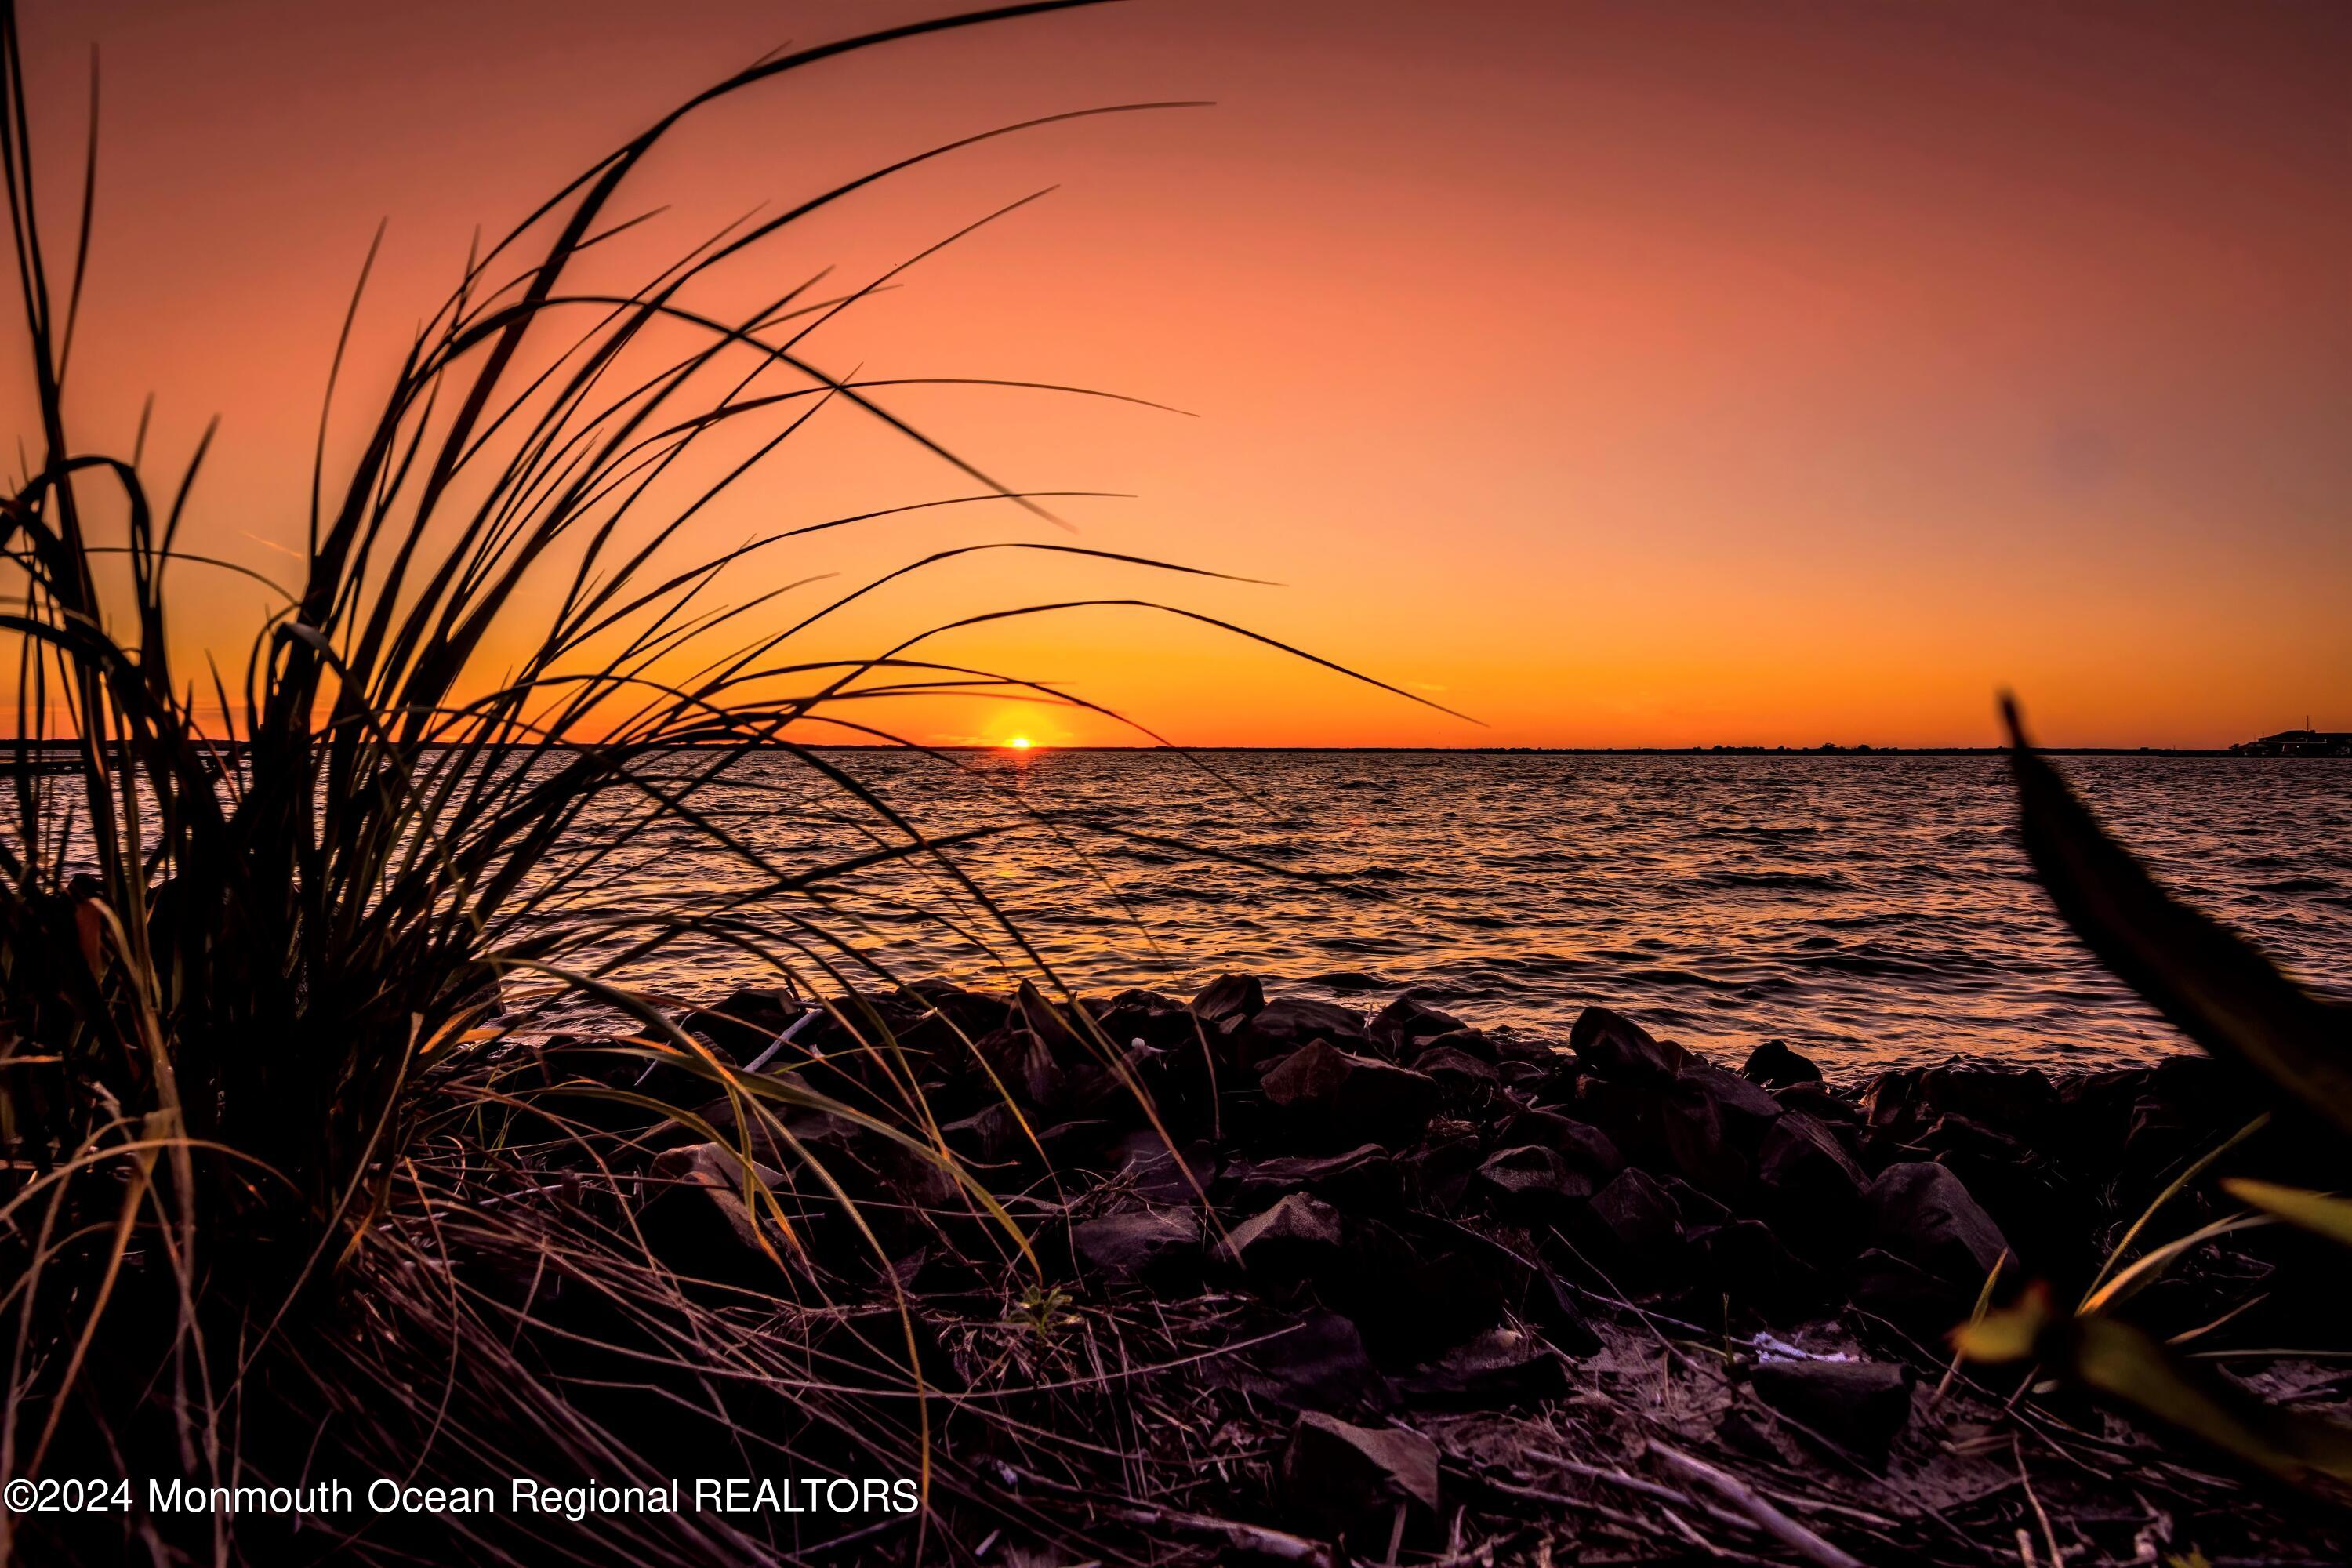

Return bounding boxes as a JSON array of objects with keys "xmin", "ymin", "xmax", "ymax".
[{"xmin": 1958, "ymin": 700, "xmax": 2352, "ymax": 1494}]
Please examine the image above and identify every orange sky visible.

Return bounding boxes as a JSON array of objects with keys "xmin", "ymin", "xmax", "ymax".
[{"xmin": 10, "ymin": 0, "xmax": 2348, "ymax": 748}]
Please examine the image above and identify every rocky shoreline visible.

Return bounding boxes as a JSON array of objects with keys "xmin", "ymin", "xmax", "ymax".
[{"xmin": 549, "ymin": 973, "xmax": 2343, "ymax": 1564}]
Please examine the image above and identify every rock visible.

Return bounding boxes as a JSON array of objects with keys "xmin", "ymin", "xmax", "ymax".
[
  {"xmin": 1250, "ymin": 996, "xmax": 1369, "ymax": 1047},
  {"xmin": 1846, "ymin": 1247, "xmax": 1965, "ymax": 1328},
  {"xmin": 1237, "ymin": 1312, "xmax": 1391, "ymax": 1414},
  {"xmin": 1339, "ymin": 1243, "xmax": 1509, "ymax": 1362},
  {"xmin": 1225, "ymin": 1144, "xmax": 1402, "ymax": 1211},
  {"xmin": 1414, "ymin": 1044, "xmax": 1501, "ymax": 1108},
  {"xmin": 1395, "ymin": 1329, "xmax": 1569, "ymax": 1410},
  {"xmin": 1751, "ymin": 1359, "xmax": 1915, "ymax": 1465},
  {"xmin": 1691, "ymin": 1220, "xmax": 1824, "ymax": 1313},
  {"xmin": 940, "ymin": 1102, "xmax": 1025, "ymax": 1165},
  {"xmin": 1410, "ymin": 1026, "xmax": 1505, "ymax": 1066},
  {"xmin": 1260, "ymin": 1040, "xmax": 1436, "ymax": 1148},
  {"xmin": 1190, "ymin": 972, "xmax": 1264, "ymax": 1031},
  {"xmin": 1279, "ymin": 1412, "xmax": 1440, "ymax": 1530},
  {"xmin": 1503, "ymin": 1109, "xmax": 1626, "ymax": 1182},
  {"xmin": 1091, "ymin": 987, "xmax": 1193, "ymax": 1047},
  {"xmin": 1523, "ymin": 1266, "xmax": 1606, "ymax": 1356},
  {"xmin": 641, "ymin": 1143, "xmax": 793, "ymax": 1280},
  {"xmin": 1743, "ymin": 1039, "xmax": 1822, "ymax": 1088},
  {"xmin": 1569, "ymin": 1005, "xmax": 1692, "ymax": 1083},
  {"xmin": 1570, "ymin": 1073, "xmax": 1670, "ymax": 1167},
  {"xmin": 1221, "ymin": 1193, "xmax": 1345, "ymax": 1282},
  {"xmin": 1070, "ymin": 1209, "xmax": 1200, "ymax": 1283},
  {"xmin": 1475, "ymin": 1144, "xmax": 1600, "ymax": 1211},
  {"xmin": 1661, "ymin": 1063, "xmax": 1785, "ymax": 1196},
  {"xmin": 1369, "ymin": 994, "xmax": 1468, "ymax": 1056},
  {"xmin": 1916, "ymin": 1064, "xmax": 2060, "ymax": 1139},
  {"xmin": 1772, "ymin": 1080, "xmax": 1860, "ymax": 1124},
  {"xmin": 676, "ymin": 988, "xmax": 792, "ymax": 1062},
  {"xmin": 1755, "ymin": 1111, "xmax": 1870, "ymax": 1258},
  {"xmin": 1107, "ymin": 1130, "xmax": 1217, "ymax": 1204},
  {"xmin": 1867, "ymin": 1161, "xmax": 2009, "ymax": 1287},
  {"xmin": 1857, "ymin": 1068, "xmax": 1924, "ymax": 1135},
  {"xmin": 1583, "ymin": 1167, "xmax": 1685, "ymax": 1261}
]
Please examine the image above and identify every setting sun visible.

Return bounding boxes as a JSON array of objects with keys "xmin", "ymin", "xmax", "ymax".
[{"xmin": 1007, "ymin": 736, "xmax": 1033, "ymax": 751}]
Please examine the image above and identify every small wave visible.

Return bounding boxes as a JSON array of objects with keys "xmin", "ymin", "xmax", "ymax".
[{"xmin": 1697, "ymin": 869, "xmax": 1856, "ymax": 891}]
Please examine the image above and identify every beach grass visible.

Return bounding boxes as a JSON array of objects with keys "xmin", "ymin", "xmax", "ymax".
[{"xmin": 0, "ymin": 3, "xmax": 1343, "ymax": 1558}]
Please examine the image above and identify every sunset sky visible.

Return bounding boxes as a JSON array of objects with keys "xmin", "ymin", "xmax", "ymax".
[{"xmin": 11, "ymin": 0, "xmax": 2348, "ymax": 748}]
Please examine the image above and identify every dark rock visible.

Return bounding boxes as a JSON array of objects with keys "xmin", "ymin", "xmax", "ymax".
[
  {"xmin": 1190, "ymin": 972, "xmax": 1265, "ymax": 1030},
  {"xmin": 1397, "ymin": 1126, "xmax": 1485, "ymax": 1214},
  {"xmin": 1583, "ymin": 1167, "xmax": 1685, "ymax": 1261},
  {"xmin": 1225, "ymin": 1144, "xmax": 1402, "ymax": 1211},
  {"xmin": 1410, "ymin": 1026, "xmax": 1506, "ymax": 1066},
  {"xmin": 898, "ymin": 977, "xmax": 1009, "ymax": 1039},
  {"xmin": 940, "ymin": 1102, "xmax": 1025, "ymax": 1166},
  {"xmin": 1260, "ymin": 1040, "xmax": 1436, "ymax": 1148},
  {"xmin": 1341, "ymin": 1244, "xmax": 1509, "ymax": 1362},
  {"xmin": 1845, "ymin": 1247, "xmax": 1966, "ymax": 1328},
  {"xmin": 1237, "ymin": 1312, "xmax": 1391, "ymax": 1414},
  {"xmin": 1773, "ymin": 1080, "xmax": 1860, "ymax": 1124},
  {"xmin": 1569, "ymin": 1005, "xmax": 1692, "ymax": 1083},
  {"xmin": 1250, "ymin": 995, "xmax": 1369, "ymax": 1047},
  {"xmin": 676, "ymin": 988, "xmax": 793, "ymax": 1062},
  {"xmin": 1743, "ymin": 1039, "xmax": 1823, "ymax": 1089},
  {"xmin": 641, "ymin": 1143, "xmax": 793, "ymax": 1281},
  {"xmin": 1858, "ymin": 1068, "xmax": 1924, "ymax": 1135},
  {"xmin": 1755, "ymin": 1111, "xmax": 1870, "ymax": 1260},
  {"xmin": 1660, "ymin": 1174, "xmax": 1733, "ymax": 1229},
  {"xmin": 1475, "ymin": 1144, "xmax": 1600, "ymax": 1211},
  {"xmin": 1279, "ymin": 1412, "xmax": 1440, "ymax": 1530},
  {"xmin": 1091, "ymin": 987, "xmax": 1193, "ymax": 1048},
  {"xmin": 1917, "ymin": 1063, "xmax": 2060, "ymax": 1139},
  {"xmin": 1221, "ymin": 1193, "xmax": 1345, "ymax": 1283},
  {"xmin": 1503, "ymin": 1109, "xmax": 1626, "ymax": 1181},
  {"xmin": 1867, "ymin": 1161, "xmax": 2009, "ymax": 1287},
  {"xmin": 1661, "ymin": 1063, "xmax": 1785, "ymax": 1196},
  {"xmin": 1414, "ymin": 1044, "xmax": 1501, "ymax": 1109},
  {"xmin": 1394, "ymin": 1329, "xmax": 1569, "ymax": 1410},
  {"xmin": 1751, "ymin": 1359, "xmax": 1915, "ymax": 1465},
  {"xmin": 1107, "ymin": 1130, "xmax": 1217, "ymax": 1204},
  {"xmin": 1690, "ymin": 1220, "xmax": 1824, "ymax": 1313},
  {"xmin": 1524, "ymin": 1267, "xmax": 1607, "ymax": 1356},
  {"xmin": 1369, "ymin": 994, "xmax": 1468, "ymax": 1056},
  {"xmin": 1568, "ymin": 1074, "xmax": 1670, "ymax": 1167},
  {"xmin": 1070, "ymin": 1209, "xmax": 1200, "ymax": 1283}
]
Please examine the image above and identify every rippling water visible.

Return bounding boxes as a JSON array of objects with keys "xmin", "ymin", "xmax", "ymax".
[{"xmin": 601, "ymin": 752, "xmax": 2350, "ymax": 1073}]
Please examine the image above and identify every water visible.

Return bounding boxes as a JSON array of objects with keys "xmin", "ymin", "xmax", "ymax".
[{"xmin": 585, "ymin": 752, "xmax": 2351, "ymax": 1075}]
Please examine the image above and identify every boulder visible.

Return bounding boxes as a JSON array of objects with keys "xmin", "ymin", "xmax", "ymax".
[
  {"xmin": 1661, "ymin": 1064, "xmax": 1785, "ymax": 1196},
  {"xmin": 1225, "ymin": 1144, "xmax": 1402, "ymax": 1211},
  {"xmin": 1755, "ymin": 1111, "xmax": 1870, "ymax": 1258},
  {"xmin": 1221, "ymin": 1193, "xmax": 1345, "ymax": 1283},
  {"xmin": 1475, "ymin": 1144, "xmax": 1600, "ymax": 1212},
  {"xmin": 1772, "ymin": 1080, "xmax": 1861, "ymax": 1124},
  {"xmin": 1250, "ymin": 996, "xmax": 1370, "ymax": 1050},
  {"xmin": 1751, "ymin": 1359, "xmax": 1914, "ymax": 1466},
  {"xmin": 1569, "ymin": 1006, "xmax": 1692, "ymax": 1083},
  {"xmin": 1069, "ymin": 1209, "xmax": 1200, "ymax": 1283},
  {"xmin": 1743, "ymin": 1038, "xmax": 1823, "ymax": 1088},
  {"xmin": 1503, "ymin": 1109, "xmax": 1626, "ymax": 1183},
  {"xmin": 1106, "ymin": 1130, "xmax": 1217, "ymax": 1204},
  {"xmin": 1395, "ymin": 1329, "xmax": 1569, "ymax": 1410},
  {"xmin": 1916, "ymin": 1064, "xmax": 2060, "ymax": 1139},
  {"xmin": 1369, "ymin": 994, "xmax": 1468, "ymax": 1056},
  {"xmin": 1867, "ymin": 1161, "xmax": 2009, "ymax": 1287},
  {"xmin": 641, "ymin": 1142, "xmax": 794, "ymax": 1281},
  {"xmin": 1583, "ymin": 1167, "xmax": 1685, "ymax": 1261},
  {"xmin": 1190, "ymin": 972, "xmax": 1265, "ymax": 1031},
  {"xmin": 1238, "ymin": 1312, "xmax": 1391, "ymax": 1414},
  {"xmin": 1414, "ymin": 1044, "xmax": 1501, "ymax": 1109},
  {"xmin": 676, "ymin": 988, "xmax": 793, "ymax": 1062},
  {"xmin": 1279, "ymin": 1412, "xmax": 1440, "ymax": 1530},
  {"xmin": 1260, "ymin": 1040, "xmax": 1437, "ymax": 1148},
  {"xmin": 1845, "ymin": 1247, "xmax": 1966, "ymax": 1328},
  {"xmin": 1690, "ymin": 1220, "xmax": 1824, "ymax": 1313}
]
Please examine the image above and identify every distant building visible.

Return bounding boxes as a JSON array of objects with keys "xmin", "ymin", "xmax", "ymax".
[{"xmin": 2230, "ymin": 728, "xmax": 2352, "ymax": 757}]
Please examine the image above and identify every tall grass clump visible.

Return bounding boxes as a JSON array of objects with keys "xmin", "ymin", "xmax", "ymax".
[{"xmin": 0, "ymin": 3, "xmax": 1442, "ymax": 1560}]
